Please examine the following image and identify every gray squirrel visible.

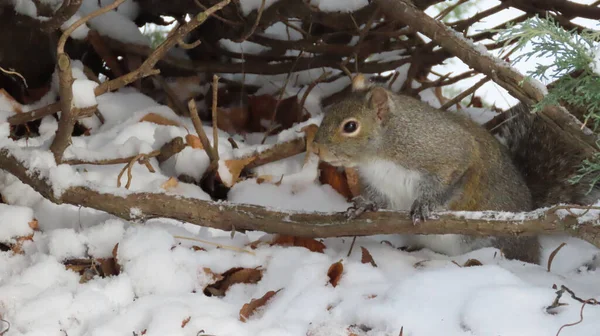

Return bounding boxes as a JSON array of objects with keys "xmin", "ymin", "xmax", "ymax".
[{"xmin": 312, "ymin": 75, "xmax": 600, "ymax": 264}]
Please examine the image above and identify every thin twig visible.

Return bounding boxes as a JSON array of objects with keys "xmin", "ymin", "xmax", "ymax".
[
  {"xmin": 211, "ymin": 75, "xmax": 220, "ymax": 161},
  {"xmin": 0, "ymin": 66, "xmax": 28, "ymax": 88},
  {"xmin": 440, "ymin": 76, "xmax": 490, "ymax": 110},
  {"xmin": 188, "ymin": 99, "xmax": 218, "ymax": 167},
  {"xmin": 173, "ymin": 235, "xmax": 255, "ymax": 255},
  {"xmin": 235, "ymin": 0, "xmax": 266, "ymax": 42}
]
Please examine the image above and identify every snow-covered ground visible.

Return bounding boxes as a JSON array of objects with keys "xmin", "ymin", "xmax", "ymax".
[{"xmin": 2, "ymin": 0, "xmax": 600, "ymax": 335}]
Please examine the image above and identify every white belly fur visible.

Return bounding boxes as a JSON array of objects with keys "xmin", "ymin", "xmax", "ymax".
[
  {"xmin": 358, "ymin": 159, "xmax": 469, "ymax": 257},
  {"xmin": 358, "ymin": 159, "xmax": 421, "ymax": 210}
]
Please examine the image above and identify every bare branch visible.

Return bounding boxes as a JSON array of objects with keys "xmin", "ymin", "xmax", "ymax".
[{"xmin": 1, "ymin": 148, "xmax": 600, "ymax": 249}]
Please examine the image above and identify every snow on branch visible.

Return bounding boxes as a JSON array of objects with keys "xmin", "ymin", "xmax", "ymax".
[{"xmin": 1, "ymin": 147, "xmax": 600, "ymax": 248}]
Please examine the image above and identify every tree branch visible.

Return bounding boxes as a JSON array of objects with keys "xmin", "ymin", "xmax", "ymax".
[
  {"xmin": 1, "ymin": 148, "xmax": 599, "ymax": 248},
  {"xmin": 375, "ymin": 0, "xmax": 599, "ymax": 158}
]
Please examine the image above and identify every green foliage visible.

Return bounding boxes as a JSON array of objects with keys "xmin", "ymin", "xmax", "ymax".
[
  {"xmin": 495, "ymin": 15, "xmax": 600, "ymax": 192},
  {"xmin": 496, "ymin": 15, "xmax": 600, "ymax": 128}
]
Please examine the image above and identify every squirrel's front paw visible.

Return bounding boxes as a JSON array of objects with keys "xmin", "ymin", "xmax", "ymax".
[
  {"xmin": 409, "ymin": 200, "xmax": 434, "ymax": 225},
  {"xmin": 345, "ymin": 196, "xmax": 379, "ymax": 220}
]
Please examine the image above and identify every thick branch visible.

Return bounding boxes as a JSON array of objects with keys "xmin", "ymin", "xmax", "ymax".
[
  {"xmin": 41, "ymin": 0, "xmax": 84, "ymax": 32},
  {"xmin": 375, "ymin": 0, "xmax": 599, "ymax": 157},
  {"xmin": 1, "ymin": 148, "xmax": 600, "ymax": 249}
]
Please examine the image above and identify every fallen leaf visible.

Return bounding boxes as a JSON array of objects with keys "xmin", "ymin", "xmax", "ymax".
[
  {"xmin": 185, "ymin": 134, "xmax": 203, "ymax": 149},
  {"xmin": 97, "ymin": 257, "xmax": 120, "ymax": 276},
  {"xmin": 217, "ymin": 106, "xmax": 249, "ymax": 134},
  {"xmin": 139, "ymin": 113, "xmax": 180, "ymax": 127},
  {"xmin": 28, "ymin": 219, "xmax": 39, "ymax": 230},
  {"xmin": 256, "ymin": 175, "xmax": 283, "ymax": 185},
  {"xmin": 181, "ymin": 316, "xmax": 191, "ymax": 328},
  {"xmin": 247, "ymin": 94, "xmax": 277, "ymax": 132},
  {"xmin": 327, "ymin": 260, "xmax": 344, "ymax": 287},
  {"xmin": 275, "ymin": 95, "xmax": 306, "ymax": 129},
  {"xmin": 220, "ymin": 156, "xmax": 257, "ymax": 187},
  {"xmin": 360, "ymin": 247, "xmax": 377, "ymax": 267},
  {"xmin": 205, "ymin": 267, "xmax": 263, "ymax": 296},
  {"xmin": 463, "ymin": 259, "xmax": 483, "ymax": 267},
  {"xmin": 11, "ymin": 234, "xmax": 33, "ymax": 254},
  {"xmin": 319, "ymin": 162, "xmax": 353, "ymax": 200},
  {"xmin": 345, "ymin": 168, "xmax": 361, "ymax": 197},
  {"xmin": 112, "ymin": 243, "xmax": 121, "ymax": 274},
  {"xmin": 191, "ymin": 245, "xmax": 207, "ymax": 251},
  {"xmin": 271, "ymin": 235, "xmax": 326, "ymax": 253},
  {"xmin": 239, "ymin": 289, "xmax": 281, "ymax": 322},
  {"xmin": 161, "ymin": 177, "xmax": 179, "ymax": 190}
]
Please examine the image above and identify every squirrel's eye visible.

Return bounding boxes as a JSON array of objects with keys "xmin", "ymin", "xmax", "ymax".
[{"xmin": 343, "ymin": 121, "xmax": 358, "ymax": 133}]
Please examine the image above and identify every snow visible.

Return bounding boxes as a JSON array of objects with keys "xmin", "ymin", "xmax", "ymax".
[
  {"xmin": 0, "ymin": 204, "xmax": 34, "ymax": 243},
  {"xmin": 591, "ymin": 45, "xmax": 600, "ymax": 76},
  {"xmin": 72, "ymin": 79, "xmax": 99, "ymax": 108},
  {"xmin": 61, "ymin": 14, "xmax": 91, "ymax": 40},
  {"xmin": 308, "ymin": 0, "xmax": 369, "ymax": 13},
  {"xmin": 1, "ymin": 9, "xmax": 600, "ymax": 334}
]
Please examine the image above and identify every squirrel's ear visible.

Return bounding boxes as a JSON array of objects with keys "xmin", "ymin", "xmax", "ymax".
[{"xmin": 368, "ymin": 87, "xmax": 390, "ymax": 121}]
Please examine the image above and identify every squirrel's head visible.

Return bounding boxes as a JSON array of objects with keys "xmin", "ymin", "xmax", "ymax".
[{"xmin": 313, "ymin": 75, "xmax": 394, "ymax": 167}]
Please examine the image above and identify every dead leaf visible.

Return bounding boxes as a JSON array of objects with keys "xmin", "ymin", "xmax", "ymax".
[
  {"xmin": 247, "ymin": 94, "xmax": 277, "ymax": 132},
  {"xmin": 161, "ymin": 177, "xmax": 179, "ymax": 190},
  {"xmin": 239, "ymin": 289, "xmax": 281, "ymax": 322},
  {"xmin": 112, "ymin": 243, "xmax": 121, "ymax": 274},
  {"xmin": 185, "ymin": 134, "xmax": 203, "ymax": 149},
  {"xmin": 191, "ymin": 245, "xmax": 207, "ymax": 251},
  {"xmin": 276, "ymin": 95, "xmax": 306, "ymax": 129},
  {"xmin": 181, "ymin": 316, "xmax": 191, "ymax": 328},
  {"xmin": 327, "ymin": 260, "xmax": 344, "ymax": 287},
  {"xmin": 220, "ymin": 156, "xmax": 257, "ymax": 187},
  {"xmin": 139, "ymin": 113, "xmax": 180, "ymax": 127},
  {"xmin": 360, "ymin": 247, "xmax": 377, "ymax": 267},
  {"xmin": 217, "ymin": 106, "xmax": 249, "ymax": 134},
  {"xmin": 97, "ymin": 257, "xmax": 120, "ymax": 276},
  {"xmin": 205, "ymin": 267, "xmax": 263, "ymax": 296},
  {"xmin": 463, "ymin": 259, "xmax": 483, "ymax": 267},
  {"xmin": 319, "ymin": 162, "xmax": 353, "ymax": 200},
  {"xmin": 256, "ymin": 175, "xmax": 283, "ymax": 185},
  {"xmin": 28, "ymin": 219, "xmax": 39, "ymax": 231},
  {"xmin": 345, "ymin": 168, "xmax": 361, "ymax": 197},
  {"xmin": 11, "ymin": 234, "xmax": 33, "ymax": 254},
  {"xmin": 247, "ymin": 95, "xmax": 308, "ymax": 134},
  {"xmin": 271, "ymin": 235, "xmax": 326, "ymax": 253}
]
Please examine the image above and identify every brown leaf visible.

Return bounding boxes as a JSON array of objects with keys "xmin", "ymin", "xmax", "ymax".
[
  {"xmin": 319, "ymin": 162, "xmax": 353, "ymax": 200},
  {"xmin": 275, "ymin": 95, "xmax": 306, "ymax": 129},
  {"xmin": 28, "ymin": 219, "xmax": 39, "ymax": 231},
  {"xmin": 11, "ymin": 234, "xmax": 33, "ymax": 254},
  {"xmin": 181, "ymin": 316, "xmax": 191, "ymax": 328},
  {"xmin": 271, "ymin": 235, "xmax": 326, "ymax": 253},
  {"xmin": 112, "ymin": 243, "xmax": 121, "ymax": 274},
  {"xmin": 139, "ymin": 113, "xmax": 180, "ymax": 127},
  {"xmin": 217, "ymin": 106, "xmax": 249, "ymax": 134},
  {"xmin": 239, "ymin": 289, "xmax": 280, "ymax": 322},
  {"xmin": 220, "ymin": 156, "xmax": 257, "ymax": 187},
  {"xmin": 360, "ymin": 247, "xmax": 377, "ymax": 267},
  {"xmin": 191, "ymin": 245, "xmax": 207, "ymax": 251},
  {"xmin": 161, "ymin": 177, "xmax": 179, "ymax": 190},
  {"xmin": 247, "ymin": 94, "xmax": 277, "ymax": 132},
  {"xmin": 256, "ymin": 174, "xmax": 283, "ymax": 186},
  {"xmin": 185, "ymin": 134, "xmax": 203, "ymax": 149},
  {"xmin": 463, "ymin": 259, "xmax": 483, "ymax": 267},
  {"xmin": 97, "ymin": 257, "xmax": 120, "ymax": 276},
  {"xmin": 205, "ymin": 267, "xmax": 263, "ymax": 296},
  {"xmin": 345, "ymin": 168, "xmax": 361, "ymax": 197},
  {"xmin": 327, "ymin": 260, "xmax": 344, "ymax": 287}
]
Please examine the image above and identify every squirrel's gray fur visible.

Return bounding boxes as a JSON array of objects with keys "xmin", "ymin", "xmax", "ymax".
[
  {"xmin": 312, "ymin": 79, "xmax": 599, "ymax": 265},
  {"xmin": 496, "ymin": 103, "xmax": 600, "ymax": 207}
]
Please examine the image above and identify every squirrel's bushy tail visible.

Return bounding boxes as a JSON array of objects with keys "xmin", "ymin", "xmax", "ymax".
[{"xmin": 496, "ymin": 103, "xmax": 600, "ymax": 208}]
